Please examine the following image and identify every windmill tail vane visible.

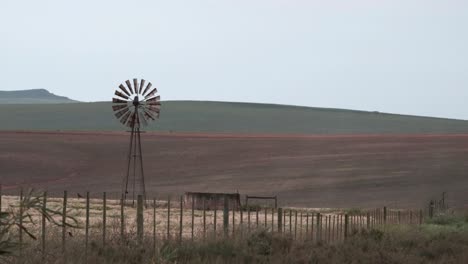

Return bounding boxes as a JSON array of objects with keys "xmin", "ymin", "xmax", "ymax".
[{"xmin": 112, "ymin": 78, "xmax": 161, "ymax": 205}]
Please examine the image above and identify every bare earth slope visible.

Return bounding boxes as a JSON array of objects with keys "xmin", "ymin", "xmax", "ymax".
[{"xmin": 1, "ymin": 131, "xmax": 467, "ymax": 209}]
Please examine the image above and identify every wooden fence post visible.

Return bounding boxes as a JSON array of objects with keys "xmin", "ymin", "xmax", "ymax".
[
  {"xmin": 344, "ymin": 214, "xmax": 349, "ymax": 240},
  {"xmin": 383, "ymin": 207, "xmax": 387, "ymax": 225},
  {"xmin": 294, "ymin": 211, "xmax": 298, "ymax": 239},
  {"xmin": 299, "ymin": 212, "xmax": 303, "ymax": 240},
  {"xmin": 120, "ymin": 194, "xmax": 125, "ymax": 241},
  {"xmin": 19, "ymin": 188, "xmax": 23, "ymax": 256},
  {"xmin": 62, "ymin": 190, "xmax": 67, "ymax": 255},
  {"xmin": 419, "ymin": 209, "xmax": 423, "ymax": 225},
  {"xmin": 264, "ymin": 207, "xmax": 267, "ymax": 228},
  {"xmin": 179, "ymin": 196, "xmax": 183, "ymax": 243},
  {"xmin": 41, "ymin": 192, "xmax": 47, "ymax": 261},
  {"xmin": 277, "ymin": 208, "xmax": 283, "ymax": 234},
  {"xmin": 167, "ymin": 196, "xmax": 171, "ymax": 240},
  {"xmin": 289, "ymin": 210, "xmax": 293, "ymax": 236},
  {"xmin": 137, "ymin": 195, "xmax": 144, "ymax": 244},
  {"xmin": 153, "ymin": 199, "xmax": 156, "ymax": 254},
  {"xmin": 247, "ymin": 206, "xmax": 251, "ymax": 232},
  {"xmin": 191, "ymin": 197, "xmax": 195, "ymax": 240},
  {"xmin": 398, "ymin": 211, "xmax": 401, "ymax": 224},
  {"xmin": 103, "ymin": 192, "xmax": 106, "ymax": 247},
  {"xmin": 271, "ymin": 208, "xmax": 274, "ymax": 231},
  {"xmin": 85, "ymin": 192, "xmax": 89, "ymax": 258},
  {"xmin": 366, "ymin": 212, "xmax": 370, "ymax": 229},
  {"xmin": 256, "ymin": 207, "xmax": 259, "ymax": 228},
  {"xmin": 232, "ymin": 203, "xmax": 236, "ymax": 237},
  {"xmin": 214, "ymin": 200, "xmax": 218, "ymax": 236},
  {"xmin": 203, "ymin": 198, "xmax": 206, "ymax": 240},
  {"xmin": 223, "ymin": 196, "xmax": 229, "ymax": 237},
  {"xmin": 316, "ymin": 213, "xmax": 321, "ymax": 242}
]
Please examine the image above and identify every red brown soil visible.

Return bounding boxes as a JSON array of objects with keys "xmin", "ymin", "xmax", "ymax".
[{"xmin": 1, "ymin": 131, "xmax": 468, "ymax": 209}]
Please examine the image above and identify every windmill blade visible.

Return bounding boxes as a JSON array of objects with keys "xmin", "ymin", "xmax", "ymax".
[
  {"xmin": 114, "ymin": 107, "xmax": 130, "ymax": 118},
  {"xmin": 139, "ymin": 112, "xmax": 149, "ymax": 126},
  {"xmin": 113, "ymin": 98, "xmax": 127, "ymax": 104},
  {"xmin": 143, "ymin": 110, "xmax": 156, "ymax": 121},
  {"xmin": 119, "ymin": 84, "xmax": 131, "ymax": 96},
  {"xmin": 112, "ymin": 104, "xmax": 128, "ymax": 112},
  {"xmin": 147, "ymin": 105, "xmax": 161, "ymax": 114},
  {"xmin": 142, "ymin": 82, "xmax": 152, "ymax": 96},
  {"xmin": 144, "ymin": 88, "xmax": 158, "ymax": 99},
  {"xmin": 120, "ymin": 111, "xmax": 131, "ymax": 125},
  {"xmin": 133, "ymin": 78, "xmax": 139, "ymax": 94},
  {"xmin": 125, "ymin": 80, "xmax": 134, "ymax": 94},
  {"xmin": 115, "ymin": 91, "xmax": 129, "ymax": 100},
  {"xmin": 139, "ymin": 79, "xmax": 146, "ymax": 95},
  {"xmin": 145, "ymin": 95, "xmax": 160, "ymax": 103},
  {"xmin": 126, "ymin": 112, "xmax": 138, "ymax": 127}
]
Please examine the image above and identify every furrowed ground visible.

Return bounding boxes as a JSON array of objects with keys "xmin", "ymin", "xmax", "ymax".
[{"xmin": 1, "ymin": 131, "xmax": 468, "ymax": 208}]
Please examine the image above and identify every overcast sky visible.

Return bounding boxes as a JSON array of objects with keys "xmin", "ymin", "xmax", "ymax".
[{"xmin": 1, "ymin": 0, "xmax": 467, "ymax": 119}]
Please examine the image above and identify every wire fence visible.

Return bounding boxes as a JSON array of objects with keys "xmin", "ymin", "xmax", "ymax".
[{"xmin": 0, "ymin": 186, "xmax": 450, "ymax": 260}]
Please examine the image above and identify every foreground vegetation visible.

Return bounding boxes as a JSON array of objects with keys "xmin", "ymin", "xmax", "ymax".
[
  {"xmin": 1, "ymin": 215, "xmax": 467, "ymax": 263},
  {"xmin": 2, "ymin": 191, "xmax": 467, "ymax": 263}
]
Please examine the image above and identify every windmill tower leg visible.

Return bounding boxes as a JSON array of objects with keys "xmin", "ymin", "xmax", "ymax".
[{"xmin": 123, "ymin": 125, "xmax": 135, "ymax": 204}]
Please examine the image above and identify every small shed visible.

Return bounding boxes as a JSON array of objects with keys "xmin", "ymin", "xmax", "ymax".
[{"xmin": 184, "ymin": 192, "xmax": 241, "ymax": 210}]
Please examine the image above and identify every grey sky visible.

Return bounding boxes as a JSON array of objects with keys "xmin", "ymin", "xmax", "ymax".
[{"xmin": 2, "ymin": 0, "xmax": 467, "ymax": 119}]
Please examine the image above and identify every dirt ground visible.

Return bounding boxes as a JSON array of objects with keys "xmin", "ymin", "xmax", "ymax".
[{"xmin": 1, "ymin": 131, "xmax": 468, "ymax": 208}]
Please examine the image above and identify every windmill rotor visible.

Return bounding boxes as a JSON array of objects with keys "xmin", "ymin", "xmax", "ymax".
[{"xmin": 112, "ymin": 78, "xmax": 161, "ymax": 205}]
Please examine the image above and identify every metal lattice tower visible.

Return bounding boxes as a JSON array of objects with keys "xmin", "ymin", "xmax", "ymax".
[{"xmin": 111, "ymin": 78, "xmax": 160, "ymax": 205}]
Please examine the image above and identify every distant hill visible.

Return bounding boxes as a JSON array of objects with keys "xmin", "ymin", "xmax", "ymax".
[
  {"xmin": 1, "ymin": 100, "xmax": 468, "ymax": 134},
  {"xmin": 0, "ymin": 89, "xmax": 77, "ymax": 104}
]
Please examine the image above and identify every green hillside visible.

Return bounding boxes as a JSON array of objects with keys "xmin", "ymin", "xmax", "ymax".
[
  {"xmin": 1, "ymin": 101, "xmax": 468, "ymax": 134},
  {"xmin": 0, "ymin": 89, "xmax": 76, "ymax": 104}
]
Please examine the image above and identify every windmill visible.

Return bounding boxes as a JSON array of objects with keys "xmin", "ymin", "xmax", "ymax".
[{"xmin": 112, "ymin": 78, "xmax": 160, "ymax": 205}]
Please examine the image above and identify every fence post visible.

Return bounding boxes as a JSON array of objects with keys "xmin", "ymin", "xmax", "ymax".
[
  {"xmin": 264, "ymin": 207, "xmax": 267, "ymax": 228},
  {"xmin": 366, "ymin": 212, "xmax": 370, "ymax": 229},
  {"xmin": 167, "ymin": 196, "xmax": 171, "ymax": 240},
  {"xmin": 429, "ymin": 201, "xmax": 434, "ymax": 219},
  {"xmin": 316, "ymin": 213, "xmax": 321, "ymax": 242},
  {"xmin": 294, "ymin": 211, "xmax": 298, "ymax": 239},
  {"xmin": 120, "ymin": 194, "xmax": 125, "ymax": 241},
  {"xmin": 0, "ymin": 184, "xmax": 2, "ymax": 213},
  {"xmin": 247, "ymin": 206, "xmax": 250, "ymax": 232},
  {"xmin": 179, "ymin": 196, "xmax": 183, "ymax": 243},
  {"xmin": 271, "ymin": 208, "xmax": 274, "ymax": 231},
  {"xmin": 256, "ymin": 207, "xmax": 259, "ymax": 228},
  {"xmin": 419, "ymin": 209, "xmax": 423, "ymax": 225},
  {"xmin": 277, "ymin": 208, "xmax": 283, "ymax": 234},
  {"xmin": 103, "ymin": 192, "xmax": 106, "ymax": 247},
  {"xmin": 85, "ymin": 192, "xmax": 89, "ymax": 259},
  {"xmin": 19, "ymin": 188, "xmax": 23, "ymax": 257},
  {"xmin": 344, "ymin": 214, "xmax": 349, "ymax": 240},
  {"xmin": 191, "ymin": 197, "xmax": 195, "ymax": 240},
  {"xmin": 153, "ymin": 198, "xmax": 156, "ymax": 254},
  {"xmin": 203, "ymin": 198, "xmax": 206, "ymax": 240},
  {"xmin": 398, "ymin": 211, "xmax": 401, "ymax": 224},
  {"xmin": 62, "ymin": 190, "xmax": 67, "ymax": 256},
  {"xmin": 289, "ymin": 210, "xmax": 293, "ymax": 236},
  {"xmin": 214, "ymin": 200, "xmax": 218, "ymax": 236},
  {"xmin": 41, "ymin": 192, "xmax": 47, "ymax": 261},
  {"xmin": 223, "ymin": 196, "xmax": 229, "ymax": 237},
  {"xmin": 383, "ymin": 207, "xmax": 387, "ymax": 225},
  {"xmin": 232, "ymin": 203, "xmax": 236, "ymax": 237},
  {"xmin": 137, "ymin": 195, "xmax": 144, "ymax": 244}
]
